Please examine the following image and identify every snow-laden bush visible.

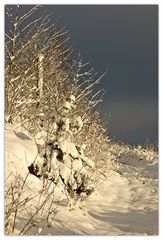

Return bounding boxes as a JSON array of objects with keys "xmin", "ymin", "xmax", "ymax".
[
  {"xmin": 5, "ymin": 5, "xmax": 115, "ymax": 207},
  {"xmin": 29, "ymin": 95, "xmax": 95, "ymax": 205}
]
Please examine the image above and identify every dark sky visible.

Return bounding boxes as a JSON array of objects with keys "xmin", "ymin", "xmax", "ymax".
[
  {"xmin": 50, "ymin": 5, "xmax": 158, "ymax": 145},
  {"xmin": 7, "ymin": 5, "xmax": 158, "ymax": 145}
]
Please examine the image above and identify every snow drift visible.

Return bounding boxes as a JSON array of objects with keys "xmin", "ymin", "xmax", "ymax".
[{"xmin": 5, "ymin": 125, "xmax": 158, "ymax": 235}]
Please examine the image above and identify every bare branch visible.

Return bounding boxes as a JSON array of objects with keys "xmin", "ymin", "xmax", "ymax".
[{"xmin": 17, "ymin": 5, "xmax": 40, "ymax": 26}]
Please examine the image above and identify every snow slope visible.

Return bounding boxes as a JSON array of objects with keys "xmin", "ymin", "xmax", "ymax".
[{"xmin": 5, "ymin": 125, "xmax": 158, "ymax": 236}]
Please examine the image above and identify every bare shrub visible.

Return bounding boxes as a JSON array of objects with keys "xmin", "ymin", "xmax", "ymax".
[
  {"xmin": 5, "ymin": 170, "xmax": 59, "ymax": 235},
  {"xmin": 5, "ymin": 6, "xmax": 115, "ymax": 234}
]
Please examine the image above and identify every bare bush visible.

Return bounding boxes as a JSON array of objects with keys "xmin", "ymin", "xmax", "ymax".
[
  {"xmin": 5, "ymin": 170, "xmax": 59, "ymax": 235},
  {"xmin": 5, "ymin": 5, "xmax": 114, "ymax": 234}
]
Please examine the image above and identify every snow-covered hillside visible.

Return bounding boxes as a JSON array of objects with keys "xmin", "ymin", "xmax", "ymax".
[{"xmin": 5, "ymin": 125, "xmax": 158, "ymax": 236}]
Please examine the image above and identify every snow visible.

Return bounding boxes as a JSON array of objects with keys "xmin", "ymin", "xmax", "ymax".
[
  {"xmin": 58, "ymin": 139, "xmax": 79, "ymax": 159},
  {"xmin": 5, "ymin": 126, "xmax": 37, "ymax": 176},
  {"xmin": 5, "ymin": 125, "xmax": 158, "ymax": 236}
]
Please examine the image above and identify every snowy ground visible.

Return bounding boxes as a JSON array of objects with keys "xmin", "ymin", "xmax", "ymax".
[{"xmin": 5, "ymin": 125, "xmax": 158, "ymax": 236}]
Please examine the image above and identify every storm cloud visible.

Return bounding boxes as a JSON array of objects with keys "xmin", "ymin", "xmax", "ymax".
[
  {"xmin": 51, "ymin": 5, "xmax": 158, "ymax": 145},
  {"xmin": 6, "ymin": 5, "xmax": 158, "ymax": 145}
]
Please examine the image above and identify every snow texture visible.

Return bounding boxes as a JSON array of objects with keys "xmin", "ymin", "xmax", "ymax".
[{"xmin": 5, "ymin": 125, "xmax": 158, "ymax": 235}]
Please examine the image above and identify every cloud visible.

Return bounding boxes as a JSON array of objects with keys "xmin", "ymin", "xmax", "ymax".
[{"xmin": 102, "ymin": 98, "xmax": 158, "ymax": 144}]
